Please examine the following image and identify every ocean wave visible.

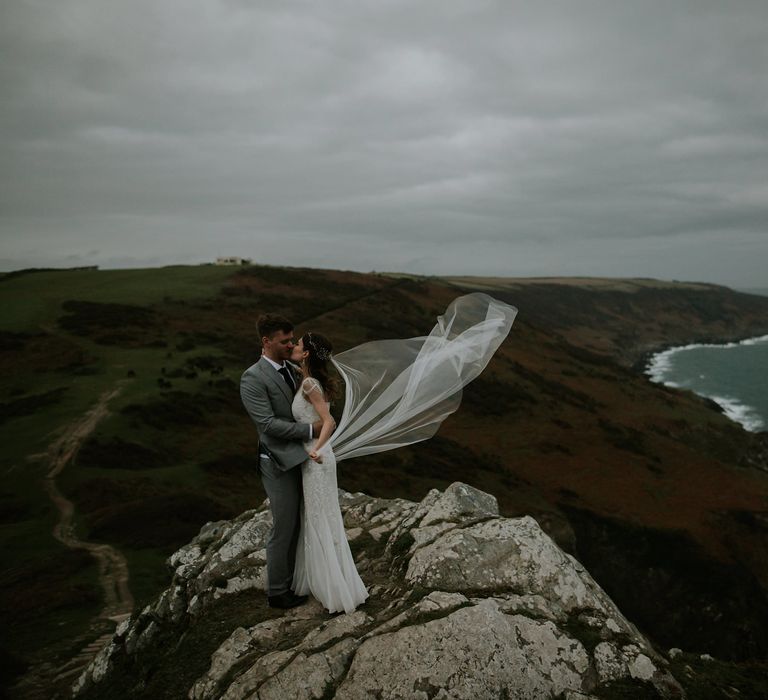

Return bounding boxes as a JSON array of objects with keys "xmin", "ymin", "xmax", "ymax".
[
  {"xmin": 705, "ymin": 394, "xmax": 765, "ymax": 432},
  {"xmin": 646, "ymin": 346, "xmax": 690, "ymax": 383},
  {"xmin": 740, "ymin": 334, "xmax": 768, "ymax": 346},
  {"xmin": 654, "ymin": 334, "xmax": 768, "ymax": 355},
  {"xmin": 646, "ymin": 333, "xmax": 768, "ymax": 382},
  {"xmin": 645, "ymin": 333, "xmax": 768, "ymax": 432}
]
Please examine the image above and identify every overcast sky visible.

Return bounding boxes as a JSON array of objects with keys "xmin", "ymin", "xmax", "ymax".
[{"xmin": 1, "ymin": 1, "xmax": 767, "ymax": 286}]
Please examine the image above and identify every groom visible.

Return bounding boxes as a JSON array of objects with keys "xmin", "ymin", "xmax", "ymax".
[{"xmin": 240, "ymin": 313, "xmax": 324, "ymax": 609}]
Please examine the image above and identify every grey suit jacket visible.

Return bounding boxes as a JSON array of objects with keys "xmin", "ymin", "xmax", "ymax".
[{"xmin": 240, "ymin": 357, "xmax": 312, "ymax": 471}]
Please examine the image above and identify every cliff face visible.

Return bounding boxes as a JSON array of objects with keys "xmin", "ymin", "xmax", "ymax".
[{"xmin": 73, "ymin": 483, "xmax": 690, "ymax": 699}]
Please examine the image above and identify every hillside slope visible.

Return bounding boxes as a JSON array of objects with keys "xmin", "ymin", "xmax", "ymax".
[{"xmin": 2, "ymin": 265, "xmax": 768, "ymax": 695}]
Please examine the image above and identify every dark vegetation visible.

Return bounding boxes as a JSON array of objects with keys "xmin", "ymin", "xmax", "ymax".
[
  {"xmin": 0, "ymin": 266, "xmax": 98, "ymax": 282},
  {"xmin": 461, "ymin": 373, "xmax": 536, "ymax": 415},
  {"xmin": 0, "ymin": 549, "xmax": 100, "ymax": 623},
  {"xmin": 87, "ymin": 491, "xmax": 232, "ymax": 549},
  {"xmin": 0, "ymin": 330, "xmax": 87, "ymax": 373},
  {"xmin": 0, "ymin": 330, "xmax": 37, "ymax": 351},
  {"xmin": 0, "ymin": 387, "xmax": 68, "ymax": 425},
  {"xmin": 401, "ymin": 436, "xmax": 505, "ymax": 478},
  {"xmin": 122, "ymin": 392, "xmax": 215, "ymax": 429},
  {"xmin": 665, "ymin": 652, "xmax": 768, "ymax": 700},
  {"xmin": 562, "ymin": 504, "xmax": 768, "ymax": 661},
  {"xmin": 67, "ymin": 477, "xmax": 234, "ymax": 549},
  {"xmin": 592, "ymin": 678, "xmax": 666, "ymax": 699},
  {"xmin": 0, "ymin": 492, "xmax": 33, "ymax": 524},
  {"xmin": 121, "ymin": 384, "xmax": 239, "ymax": 431},
  {"xmin": 75, "ymin": 437, "xmax": 175, "ymax": 470},
  {"xmin": 489, "ymin": 283, "xmax": 768, "ymax": 354},
  {"xmin": 506, "ymin": 357, "xmax": 604, "ymax": 412},
  {"xmin": 199, "ymin": 453, "xmax": 258, "ymax": 477},
  {"xmin": 598, "ymin": 418, "xmax": 652, "ymax": 457},
  {"xmin": 59, "ymin": 300, "xmax": 161, "ymax": 345},
  {"xmin": 3, "ymin": 265, "xmax": 768, "ymax": 695},
  {"xmin": 0, "ymin": 548, "xmax": 102, "ymax": 656}
]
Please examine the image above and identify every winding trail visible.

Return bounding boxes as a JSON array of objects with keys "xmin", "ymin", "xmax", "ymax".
[
  {"xmin": 15, "ymin": 382, "xmax": 135, "ymax": 698},
  {"xmin": 43, "ymin": 383, "xmax": 134, "ymax": 623}
]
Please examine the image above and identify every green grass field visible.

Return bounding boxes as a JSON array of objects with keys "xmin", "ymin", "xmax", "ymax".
[
  {"xmin": 0, "ymin": 265, "xmax": 236, "ymax": 332},
  {"xmin": 0, "ymin": 265, "xmax": 251, "ymax": 662}
]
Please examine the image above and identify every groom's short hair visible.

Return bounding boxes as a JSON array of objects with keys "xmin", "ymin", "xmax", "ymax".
[{"xmin": 257, "ymin": 313, "xmax": 293, "ymax": 341}]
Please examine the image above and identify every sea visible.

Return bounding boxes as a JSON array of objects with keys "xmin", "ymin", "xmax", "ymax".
[
  {"xmin": 644, "ymin": 287, "xmax": 768, "ymax": 433},
  {"xmin": 646, "ymin": 332, "xmax": 768, "ymax": 433}
]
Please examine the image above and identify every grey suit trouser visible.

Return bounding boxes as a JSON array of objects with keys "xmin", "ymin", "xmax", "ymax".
[{"xmin": 259, "ymin": 453, "xmax": 303, "ymax": 596}]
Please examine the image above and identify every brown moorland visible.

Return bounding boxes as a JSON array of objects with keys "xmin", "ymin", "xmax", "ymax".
[{"xmin": 2, "ymin": 265, "xmax": 768, "ymax": 696}]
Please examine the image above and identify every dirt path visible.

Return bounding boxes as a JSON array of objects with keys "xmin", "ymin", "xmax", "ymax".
[
  {"xmin": 43, "ymin": 383, "xmax": 134, "ymax": 622},
  {"xmin": 14, "ymin": 383, "xmax": 135, "ymax": 698}
]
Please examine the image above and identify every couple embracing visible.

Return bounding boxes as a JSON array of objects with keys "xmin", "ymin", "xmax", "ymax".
[
  {"xmin": 240, "ymin": 294, "xmax": 518, "ymax": 616},
  {"xmin": 240, "ymin": 314, "xmax": 368, "ymax": 614}
]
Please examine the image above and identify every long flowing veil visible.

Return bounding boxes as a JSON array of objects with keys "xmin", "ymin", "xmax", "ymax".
[{"xmin": 329, "ymin": 292, "xmax": 518, "ymax": 462}]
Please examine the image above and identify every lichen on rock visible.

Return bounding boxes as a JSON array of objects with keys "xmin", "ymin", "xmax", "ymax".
[{"xmin": 72, "ymin": 482, "xmax": 685, "ymax": 699}]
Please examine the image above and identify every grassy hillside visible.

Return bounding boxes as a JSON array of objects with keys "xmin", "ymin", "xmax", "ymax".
[{"xmin": 2, "ymin": 264, "xmax": 768, "ymax": 693}]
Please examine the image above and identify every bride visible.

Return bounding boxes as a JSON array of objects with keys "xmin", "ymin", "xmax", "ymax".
[
  {"xmin": 290, "ymin": 293, "xmax": 517, "ymax": 614},
  {"xmin": 289, "ymin": 331, "xmax": 369, "ymax": 614}
]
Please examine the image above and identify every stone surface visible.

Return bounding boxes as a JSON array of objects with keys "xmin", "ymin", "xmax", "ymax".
[
  {"xmin": 336, "ymin": 599, "xmax": 590, "ymax": 700},
  {"xmin": 419, "ymin": 481, "xmax": 499, "ymax": 527},
  {"xmin": 405, "ymin": 515, "xmax": 639, "ymax": 635},
  {"xmin": 72, "ymin": 482, "xmax": 685, "ymax": 700}
]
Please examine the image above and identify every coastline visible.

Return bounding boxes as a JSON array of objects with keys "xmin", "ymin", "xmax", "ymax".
[{"xmin": 638, "ymin": 333, "xmax": 768, "ymax": 432}]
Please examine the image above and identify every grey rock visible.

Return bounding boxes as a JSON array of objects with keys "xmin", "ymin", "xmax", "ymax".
[
  {"xmin": 72, "ymin": 482, "xmax": 685, "ymax": 700},
  {"xmin": 255, "ymin": 637, "xmax": 360, "ymax": 700},
  {"xmin": 299, "ymin": 609, "xmax": 372, "ymax": 649},
  {"xmin": 336, "ymin": 599, "xmax": 589, "ymax": 700},
  {"xmin": 629, "ymin": 652, "xmax": 658, "ymax": 681},
  {"xmin": 594, "ymin": 641, "xmax": 630, "ymax": 682},
  {"xmin": 189, "ymin": 627, "xmax": 253, "ymax": 700},
  {"xmin": 345, "ymin": 526, "xmax": 363, "ymax": 541},
  {"xmin": 219, "ymin": 649, "xmax": 295, "ymax": 700},
  {"xmin": 419, "ymin": 481, "xmax": 499, "ymax": 527},
  {"xmin": 362, "ymin": 591, "xmax": 470, "ymax": 639},
  {"xmin": 405, "ymin": 515, "xmax": 631, "ymax": 626}
]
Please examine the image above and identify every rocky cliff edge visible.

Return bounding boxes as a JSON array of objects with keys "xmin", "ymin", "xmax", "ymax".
[{"xmin": 73, "ymin": 482, "xmax": 685, "ymax": 699}]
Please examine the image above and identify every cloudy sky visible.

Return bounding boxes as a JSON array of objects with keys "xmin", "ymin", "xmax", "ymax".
[{"xmin": 1, "ymin": 0, "xmax": 767, "ymax": 286}]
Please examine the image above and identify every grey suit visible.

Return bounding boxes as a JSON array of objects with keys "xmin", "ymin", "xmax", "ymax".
[{"xmin": 240, "ymin": 357, "xmax": 312, "ymax": 596}]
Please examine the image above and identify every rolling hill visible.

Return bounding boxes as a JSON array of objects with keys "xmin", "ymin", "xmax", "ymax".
[{"xmin": 2, "ymin": 264, "xmax": 768, "ymax": 695}]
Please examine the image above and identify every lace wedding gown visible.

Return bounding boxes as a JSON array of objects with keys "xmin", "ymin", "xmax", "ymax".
[
  {"xmin": 291, "ymin": 377, "xmax": 369, "ymax": 614},
  {"xmin": 288, "ymin": 294, "xmax": 517, "ymax": 613}
]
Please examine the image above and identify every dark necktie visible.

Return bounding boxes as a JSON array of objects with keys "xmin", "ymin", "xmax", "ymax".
[{"xmin": 278, "ymin": 366, "xmax": 296, "ymax": 392}]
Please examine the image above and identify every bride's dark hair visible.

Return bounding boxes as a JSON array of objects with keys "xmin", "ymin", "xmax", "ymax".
[{"xmin": 301, "ymin": 331, "xmax": 340, "ymax": 401}]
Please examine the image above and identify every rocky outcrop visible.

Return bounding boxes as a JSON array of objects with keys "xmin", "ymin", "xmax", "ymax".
[{"xmin": 73, "ymin": 482, "xmax": 685, "ymax": 699}]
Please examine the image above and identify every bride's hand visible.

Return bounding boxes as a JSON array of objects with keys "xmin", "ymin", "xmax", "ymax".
[{"xmin": 309, "ymin": 450, "xmax": 323, "ymax": 463}]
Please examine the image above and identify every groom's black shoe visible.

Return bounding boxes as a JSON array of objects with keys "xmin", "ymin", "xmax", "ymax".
[{"xmin": 267, "ymin": 591, "xmax": 308, "ymax": 609}]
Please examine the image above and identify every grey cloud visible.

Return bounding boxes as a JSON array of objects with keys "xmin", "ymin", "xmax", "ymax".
[{"xmin": 1, "ymin": 0, "xmax": 767, "ymax": 285}]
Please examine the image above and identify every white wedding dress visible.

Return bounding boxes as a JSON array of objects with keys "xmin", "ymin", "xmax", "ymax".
[
  {"xmin": 290, "ymin": 377, "xmax": 369, "ymax": 614},
  {"xmin": 288, "ymin": 294, "xmax": 517, "ymax": 613}
]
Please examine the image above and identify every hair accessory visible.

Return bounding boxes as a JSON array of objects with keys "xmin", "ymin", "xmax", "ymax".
[{"xmin": 307, "ymin": 332, "xmax": 331, "ymax": 360}]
